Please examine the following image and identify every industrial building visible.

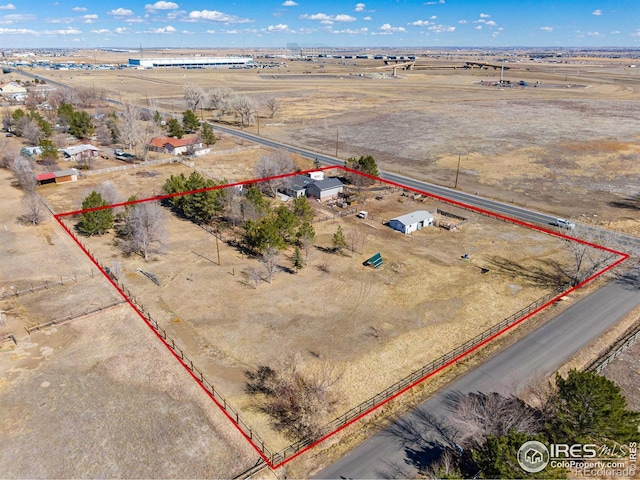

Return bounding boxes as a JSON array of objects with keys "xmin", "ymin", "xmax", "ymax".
[{"xmin": 128, "ymin": 57, "xmax": 253, "ymax": 69}]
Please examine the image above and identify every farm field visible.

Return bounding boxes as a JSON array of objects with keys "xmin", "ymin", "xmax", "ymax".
[
  {"xmin": 18, "ymin": 48, "xmax": 640, "ymax": 236},
  {"xmin": 57, "ymin": 169, "xmax": 588, "ymax": 451}
]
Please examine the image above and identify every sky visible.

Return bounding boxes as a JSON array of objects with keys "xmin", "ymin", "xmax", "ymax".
[{"xmin": 0, "ymin": 0, "xmax": 639, "ymax": 50}]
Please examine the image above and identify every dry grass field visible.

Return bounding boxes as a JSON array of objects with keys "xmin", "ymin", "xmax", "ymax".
[
  {"xmin": 0, "ymin": 171, "xmax": 259, "ymax": 479},
  {"xmin": 55, "ymin": 172, "xmax": 580, "ymax": 450},
  {"xmin": 16, "ymin": 48, "xmax": 639, "ymax": 235}
]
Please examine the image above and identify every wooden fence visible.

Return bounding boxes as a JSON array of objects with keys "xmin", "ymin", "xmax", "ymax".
[
  {"xmin": 588, "ymin": 315, "xmax": 640, "ymax": 373},
  {"xmin": 0, "ymin": 270, "xmax": 97, "ymax": 299}
]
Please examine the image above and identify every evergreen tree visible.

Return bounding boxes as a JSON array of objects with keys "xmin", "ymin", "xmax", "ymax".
[
  {"xmin": 243, "ymin": 216, "xmax": 286, "ymax": 254},
  {"xmin": 332, "ymin": 225, "xmax": 347, "ymax": 253},
  {"xmin": 153, "ymin": 110, "xmax": 163, "ymax": 126},
  {"xmin": 473, "ymin": 431, "xmax": 566, "ymax": 479},
  {"xmin": 292, "ymin": 195, "xmax": 314, "ymax": 223},
  {"xmin": 292, "ymin": 245, "xmax": 304, "ymax": 271},
  {"xmin": 200, "ymin": 122, "xmax": 217, "ymax": 146},
  {"xmin": 273, "ymin": 205, "xmax": 299, "ymax": 244},
  {"xmin": 38, "ymin": 139, "xmax": 58, "ymax": 163},
  {"xmin": 296, "ymin": 221, "xmax": 316, "ymax": 262},
  {"xmin": 548, "ymin": 370, "xmax": 640, "ymax": 445},
  {"xmin": 166, "ymin": 118, "xmax": 184, "ymax": 138},
  {"xmin": 182, "ymin": 109, "xmax": 200, "ymax": 132},
  {"xmin": 78, "ymin": 191, "xmax": 113, "ymax": 236},
  {"xmin": 69, "ymin": 110, "xmax": 94, "ymax": 138}
]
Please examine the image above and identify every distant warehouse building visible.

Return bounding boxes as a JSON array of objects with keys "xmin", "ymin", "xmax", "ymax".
[{"xmin": 128, "ymin": 56, "xmax": 254, "ymax": 69}]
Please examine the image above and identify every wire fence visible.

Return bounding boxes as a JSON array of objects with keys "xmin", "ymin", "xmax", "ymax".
[
  {"xmin": 588, "ymin": 316, "xmax": 640, "ymax": 373},
  {"xmin": 0, "ymin": 270, "xmax": 98, "ymax": 299},
  {"xmin": 25, "ymin": 300, "xmax": 125, "ymax": 334}
]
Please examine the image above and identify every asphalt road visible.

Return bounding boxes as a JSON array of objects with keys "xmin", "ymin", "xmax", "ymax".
[{"xmin": 315, "ymin": 278, "xmax": 640, "ymax": 479}]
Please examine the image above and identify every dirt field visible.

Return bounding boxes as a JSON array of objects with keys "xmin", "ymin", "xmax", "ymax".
[
  {"xmin": 13, "ymin": 49, "xmax": 639, "ymax": 235},
  {"xmin": 0, "ymin": 171, "xmax": 259, "ymax": 478},
  {"xmin": 56, "ymin": 172, "xmax": 583, "ymax": 450}
]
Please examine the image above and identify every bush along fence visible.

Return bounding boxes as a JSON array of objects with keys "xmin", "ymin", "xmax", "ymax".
[{"xmin": 55, "ymin": 221, "xmax": 275, "ymax": 465}]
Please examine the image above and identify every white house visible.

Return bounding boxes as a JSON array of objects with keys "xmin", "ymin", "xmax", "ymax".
[
  {"xmin": 283, "ymin": 175, "xmax": 315, "ymax": 198},
  {"xmin": 306, "ymin": 177, "xmax": 344, "ymax": 201},
  {"xmin": 389, "ymin": 210, "xmax": 434, "ymax": 235},
  {"xmin": 149, "ymin": 135, "xmax": 203, "ymax": 155},
  {"xmin": 61, "ymin": 144, "xmax": 100, "ymax": 162},
  {"xmin": 0, "ymin": 81, "xmax": 27, "ymax": 99}
]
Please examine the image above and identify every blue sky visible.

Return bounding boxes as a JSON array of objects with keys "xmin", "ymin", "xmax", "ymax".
[{"xmin": 0, "ymin": 0, "xmax": 639, "ymax": 49}]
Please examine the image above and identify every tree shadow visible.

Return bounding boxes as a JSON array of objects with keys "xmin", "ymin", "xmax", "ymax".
[
  {"xmin": 609, "ymin": 193, "xmax": 640, "ymax": 211},
  {"xmin": 486, "ymin": 255, "xmax": 572, "ymax": 290}
]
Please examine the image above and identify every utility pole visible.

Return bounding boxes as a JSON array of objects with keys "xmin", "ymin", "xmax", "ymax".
[
  {"xmin": 256, "ymin": 112, "xmax": 260, "ymax": 136},
  {"xmin": 454, "ymin": 153, "xmax": 461, "ymax": 189},
  {"xmin": 215, "ymin": 228, "xmax": 221, "ymax": 266},
  {"xmin": 335, "ymin": 129, "xmax": 339, "ymax": 158}
]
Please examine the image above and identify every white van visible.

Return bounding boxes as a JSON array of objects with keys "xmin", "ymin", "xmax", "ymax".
[{"xmin": 555, "ymin": 218, "xmax": 575, "ymax": 230}]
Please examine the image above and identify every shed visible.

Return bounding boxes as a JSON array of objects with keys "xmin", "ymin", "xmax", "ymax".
[
  {"xmin": 36, "ymin": 172, "xmax": 56, "ymax": 185},
  {"xmin": 389, "ymin": 210, "xmax": 434, "ymax": 235},
  {"xmin": 306, "ymin": 177, "xmax": 344, "ymax": 201},
  {"xmin": 54, "ymin": 168, "xmax": 79, "ymax": 183}
]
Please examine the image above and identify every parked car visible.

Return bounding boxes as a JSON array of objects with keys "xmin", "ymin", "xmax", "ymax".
[{"xmin": 555, "ymin": 218, "xmax": 575, "ymax": 230}]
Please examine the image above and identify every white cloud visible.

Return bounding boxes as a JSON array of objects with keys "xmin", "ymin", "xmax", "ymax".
[
  {"xmin": 492, "ymin": 31, "xmax": 499, "ymax": 37},
  {"xmin": 83, "ymin": 13, "xmax": 97, "ymax": 23},
  {"xmin": 587, "ymin": 31, "xmax": 601, "ymax": 37},
  {"xmin": 146, "ymin": 25, "xmax": 177, "ymax": 33},
  {"xmin": 125, "ymin": 17, "xmax": 143, "ymax": 23},
  {"xmin": 540, "ymin": 26, "xmax": 553, "ymax": 32},
  {"xmin": 0, "ymin": 3, "xmax": 16, "ymax": 10},
  {"xmin": 0, "ymin": 27, "xmax": 36, "ymax": 34},
  {"xmin": 44, "ymin": 27, "xmax": 82, "ymax": 34},
  {"xmin": 428, "ymin": 24, "xmax": 455, "ymax": 33},
  {"xmin": 363, "ymin": 15, "xmax": 371, "ymax": 21},
  {"xmin": 592, "ymin": 9, "xmax": 602, "ymax": 16},
  {"xmin": 631, "ymin": 29, "xmax": 640, "ymax": 37},
  {"xmin": 354, "ymin": 3, "xmax": 365, "ymax": 12},
  {"xmin": 188, "ymin": 10, "xmax": 252, "ymax": 23},
  {"xmin": 410, "ymin": 20, "xmax": 433, "ymax": 26},
  {"xmin": 430, "ymin": 15, "xmax": 437, "ymax": 19},
  {"xmin": 458, "ymin": 19, "xmax": 468, "ymax": 24},
  {"xmin": 479, "ymin": 13, "xmax": 490, "ymax": 18},
  {"xmin": 90, "ymin": 28, "xmax": 111, "ymax": 34},
  {"xmin": 281, "ymin": 0, "xmax": 298, "ymax": 5},
  {"xmin": 484, "ymin": 20, "xmax": 497, "ymax": 27},
  {"xmin": 145, "ymin": 1, "xmax": 179, "ymax": 11},
  {"xmin": 108, "ymin": 8, "xmax": 134, "ymax": 16},
  {"xmin": 378, "ymin": 23, "xmax": 406, "ymax": 33},
  {"xmin": 264, "ymin": 23, "xmax": 290, "ymax": 32},
  {"xmin": 300, "ymin": 12, "xmax": 356, "ymax": 22},
  {"xmin": 114, "ymin": 27, "xmax": 128, "ymax": 33},
  {"xmin": 475, "ymin": 25, "xmax": 482, "ymax": 30},
  {"xmin": 71, "ymin": 6, "xmax": 86, "ymax": 11},
  {"xmin": 332, "ymin": 27, "xmax": 368, "ymax": 34},
  {"xmin": 2, "ymin": 13, "xmax": 36, "ymax": 21},
  {"xmin": 424, "ymin": 0, "xmax": 445, "ymax": 4}
]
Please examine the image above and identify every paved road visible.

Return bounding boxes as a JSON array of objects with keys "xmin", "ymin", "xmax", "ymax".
[{"xmin": 315, "ymin": 278, "xmax": 640, "ymax": 479}]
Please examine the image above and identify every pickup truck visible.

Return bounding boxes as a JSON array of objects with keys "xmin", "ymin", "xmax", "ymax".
[{"xmin": 554, "ymin": 218, "xmax": 575, "ymax": 230}]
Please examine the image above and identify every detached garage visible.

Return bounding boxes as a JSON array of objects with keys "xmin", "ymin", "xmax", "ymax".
[
  {"xmin": 389, "ymin": 210, "xmax": 434, "ymax": 235},
  {"xmin": 306, "ymin": 178, "xmax": 344, "ymax": 201}
]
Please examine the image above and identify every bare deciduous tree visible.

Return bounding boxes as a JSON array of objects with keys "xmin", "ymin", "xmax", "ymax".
[
  {"xmin": 120, "ymin": 202, "xmax": 167, "ymax": 260},
  {"xmin": 254, "ymin": 149, "xmax": 295, "ymax": 197},
  {"xmin": 231, "ymin": 94, "xmax": 256, "ymax": 128},
  {"xmin": 21, "ymin": 192, "xmax": 47, "ymax": 225},
  {"xmin": 208, "ymin": 87, "xmax": 234, "ymax": 119},
  {"xmin": 94, "ymin": 181, "xmax": 123, "ymax": 206},
  {"xmin": 184, "ymin": 85, "xmax": 205, "ymax": 113},
  {"xmin": 260, "ymin": 246, "xmax": 280, "ymax": 284},
  {"xmin": 20, "ymin": 117, "xmax": 44, "ymax": 145},
  {"xmin": 562, "ymin": 224, "xmax": 621, "ymax": 286},
  {"xmin": 264, "ymin": 96, "xmax": 280, "ymax": 119},
  {"xmin": 117, "ymin": 104, "xmax": 142, "ymax": 150},
  {"xmin": 11, "ymin": 156, "xmax": 37, "ymax": 192},
  {"xmin": 244, "ymin": 266, "xmax": 262, "ymax": 289}
]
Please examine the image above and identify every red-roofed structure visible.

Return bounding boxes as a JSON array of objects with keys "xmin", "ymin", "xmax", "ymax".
[{"xmin": 149, "ymin": 135, "xmax": 202, "ymax": 155}]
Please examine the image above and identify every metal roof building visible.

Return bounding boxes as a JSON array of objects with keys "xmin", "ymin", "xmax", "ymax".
[
  {"xmin": 389, "ymin": 210, "xmax": 434, "ymax": 235},
  {"xmin": 128, "ymin": 57, "xmax": 254, "ymax": 69}
]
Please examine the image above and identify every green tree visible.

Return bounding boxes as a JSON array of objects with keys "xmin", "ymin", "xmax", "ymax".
[
  {"xmin": 292, "ymin": 245, "xmax": 304, "ymax": 271},
  {"xmin": 78, "ymin": 191, "xmax": 113, "ymax": 236},
  {"xmin": 183, "ymin": 171, "xmax": 223, "ymax": 224},
  {"xmin": 345, "ymin": 155, "xmax": 379, "ymax": 177},
  {"xmin": 332, "ymin": 225, "xmax": 347, "ymax": 253},
  {"xmin": 182, "ymin": 109, "xmax": 200, "ymax": 132},
  {"xmin": 242, "ymin": 184, "xmax": 269, "ymax": 220},
  {"xmin": 153, "ymin": 110, "xmax": 163, "ymax": 126},
  {"xmin": 200, "ymin": 122, "xmax": 217, "ymax": 146},
  {"xmin": 292, "ymin": 195, "xmax": 314, "ymax": 223},
  {"xmin": 38, "ymin": 139, "xmax": 58, "ymax": 163},
  {"xmin": 243, "ymin": 216, "xmax": 285, "ymax": 254},
  {"xmin": 548, "ymin": 370, "xmax": 640, "ymax": 445},
  {"xmin": 273, "ymin": 205, "xmax": 299, "ymax": 244},
  {"xmin": 166, "ymin": 118, "xmax": 184, "ymax": 138},
  {"xmin": 473, "ymin": 431, "xmax": 566, "ymax": 479},
  {"xmin": 69, "ymin": 110, "xmax": 94, "ymax": 138}
]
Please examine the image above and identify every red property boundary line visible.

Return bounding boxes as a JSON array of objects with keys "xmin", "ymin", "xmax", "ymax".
[{"xmin": 53, "ymin": 165, "xmax": 629, "ymax": 470}]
